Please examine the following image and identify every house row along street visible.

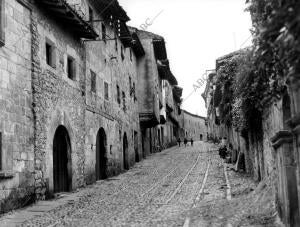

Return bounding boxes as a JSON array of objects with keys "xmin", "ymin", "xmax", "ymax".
[{"xmin": 1, "ymin": 142, "xmax": 278, "ymax": 227}]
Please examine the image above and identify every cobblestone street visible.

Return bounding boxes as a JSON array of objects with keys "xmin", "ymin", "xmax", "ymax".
[{"xmin": 1, "ymin": 142, "xmax": 278, "ymax": 227}]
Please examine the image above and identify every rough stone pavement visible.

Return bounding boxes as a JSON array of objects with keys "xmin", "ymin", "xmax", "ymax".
[{"xmin": 0, "ymin": 142, "xmax": 280, "ymax": 226}]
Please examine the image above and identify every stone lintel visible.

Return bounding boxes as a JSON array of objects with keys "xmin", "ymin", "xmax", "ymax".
[{"xmin": 271, "ymin": 130, "xmax": 293, "ymax": 149}]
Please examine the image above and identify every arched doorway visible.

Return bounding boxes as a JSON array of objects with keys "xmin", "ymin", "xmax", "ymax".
[
  {"xmin": 53, "ymin": 125, "xmax": 72, "ymax": 193},
  {"xmin": 96, "ymin": 128, "xmax": 107, "ymax": 180},
  {"xmin": 200, "ymin": 134, "xmax": 203, "ymax": 141},
  {"xmin": 123, "ymin": 133, "xmax": 129, "ymax": 170}
]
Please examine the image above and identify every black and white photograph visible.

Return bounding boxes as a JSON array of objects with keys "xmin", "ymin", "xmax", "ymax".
[{"xmin": 0, "ymin": 0, "xmax": 299, "ymax": 226}]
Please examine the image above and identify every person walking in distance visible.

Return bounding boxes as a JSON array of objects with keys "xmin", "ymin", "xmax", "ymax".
[
  {"xmin": 184, "ymin": 138, "xmax": 188, "ymax": 147},
  {"xmin": 190, "ymin": 138, "xmax": 193, "ymax": 146},
  {"xmin": 177, "ymin": 137, "xmax": 181, "ymax": 147}
]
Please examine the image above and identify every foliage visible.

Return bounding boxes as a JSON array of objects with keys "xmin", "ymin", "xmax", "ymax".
[{"xmin": 215, "ymin": 53, "xmax": 244, "ymax": 127}]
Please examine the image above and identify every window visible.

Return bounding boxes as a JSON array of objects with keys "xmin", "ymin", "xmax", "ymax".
[
  {"xmin": 121, "ymin": 45, "xmax": 124, "ymax": 61},
  {"xmin": 117, "ymin": 85, "xmax": 121, "ymax": 104},
  {"xmin": 0, "ymin": 0, "xmax": 5, "ymax": 46},
  {"xmin": 102, "ymin": 23, "xmax": 106, "ymax": 43},
  {"xmin": 89, "ymin": 7, "xmax": 94, "ymax": 27},
  {"xmin": 122, "ymin": 91, "xmax": 126, "ymax": 112},
  {"xmin": 67, "ymin": 56, "xmax": 75, "ymax": 80},
  {"xmin": 104, "ymin": 82, "xmax": 109, "ymax": 100},
  {"xmin": 91, "ymin": 70, "xmax": 96, "ymax": 93},
  {"xmin": 46, "ymin": 41, "xmax": 56, "ymax": 68}
]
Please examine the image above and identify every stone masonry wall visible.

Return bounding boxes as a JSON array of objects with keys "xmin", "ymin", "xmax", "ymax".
[
  {"xmin": 84, "ymin": 0, "xmax": 140, "ymax": 184},
  {"xmin": 32, "ymin": 5, "xmax": 86, "ymax": 199},
  {"xmin": 0, "ymin": 0, "xmax": 34, "ymax": 213}
]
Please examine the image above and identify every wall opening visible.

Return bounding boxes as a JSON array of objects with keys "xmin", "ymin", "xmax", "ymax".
[
  {"xmin": 123, "ymin": 133, "xmax": 129, "ymax": 170},
  {"xmin": 96, "ymin": 128, "xmax": 107, "ymax": 180},
  {"xmin": 53, "ymin": 125, "xmax": 72, "ymax": 193}
]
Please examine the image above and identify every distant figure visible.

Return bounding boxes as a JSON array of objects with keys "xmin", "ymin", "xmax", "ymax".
[
  {"xmin": 184, "ymin": 138, "xmax": 188, "ymax": 147},
  {"xmin": 190, "ymin": 138, "xmax": 194, "ymax": 146},
  {"xmin": 177, "ymin": 138, "xmax": 181, "ymax": 147}
]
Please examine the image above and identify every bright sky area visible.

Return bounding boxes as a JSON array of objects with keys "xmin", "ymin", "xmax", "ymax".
[{"xmin": 119, "ymin": 0, "xmax": 253, "ymax": 117}]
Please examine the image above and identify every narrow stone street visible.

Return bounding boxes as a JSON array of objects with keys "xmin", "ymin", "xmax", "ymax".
[{"xmin": 1, "ymin": 142, "xmax": 278, "ymax": 227}]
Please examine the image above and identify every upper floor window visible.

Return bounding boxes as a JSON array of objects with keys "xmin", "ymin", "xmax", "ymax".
[
  {"xmin": 91, "ymin": 70, "xmax": 96, "ymax": 93},
  {"xmin": 0, "ymin": 0, "xmax": 5, "ymax": 46},
  {"xmin": 104, "ymin": 82, "xmax": 109, "ymax": 100},
  {"xmin": 67, "ymin": 55, "xmax": 76, "ymax": 80},
  {"xmin": 46, "ymin": 40, "xmax": 56, "ymax": 68},
  {"xmin": 102, "ymin": 23, "xmax": 106, "ymax": 43}
]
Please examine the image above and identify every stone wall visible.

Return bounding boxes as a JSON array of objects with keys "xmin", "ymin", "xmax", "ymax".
[
  {"xmin": 0, "ymin": 0, "xmax": 34, "ymax": 213},
  {"xmin": 83, "ymin": 0, "xmax": 140, "ymax": 184},
  {"xmin": 31, "ymin": 4, "xmax": 87, "ymax": 199}
]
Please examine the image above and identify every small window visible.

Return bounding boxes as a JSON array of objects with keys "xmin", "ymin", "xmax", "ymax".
[
  {"xmin": 121, "ymin": 45, "xmax": 124, "ymax": 61},
  {"xmin": 46, "ymin": 41, "xmax": 55, "ymax": 68},
  {"xmin": 67, "ymin": 56, "xmax": 76, "ymax": 80},
  {"xmin": 91, "ymin": 70, "xmax": 96, "ymax": 93},
  {"xmin": 104, "ymin": 82, "xmax": 109, "ymax": 100},
  {"xmin": 122, "ymin": 91, "xmax": 126, "ymax": 112},
  {"xmin": 0, "ymin": 0, "xmax": 5, "ymax": 46},
  {"xmin": 117, "ymin": 85, "xmax": 121, "ymax": 104},
  {"xmin": 102, "ymin": 23, "xmax": 106, "ymax": 43}
]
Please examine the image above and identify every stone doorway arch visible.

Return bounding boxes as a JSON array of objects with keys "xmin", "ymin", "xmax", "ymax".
[
  {"xmin": 53, "ymin": 125, "xmax": 72, "ymax": 193},
  {"xmin": 96, "ymin": 128, "xmax": 107, "ymax": 180}
]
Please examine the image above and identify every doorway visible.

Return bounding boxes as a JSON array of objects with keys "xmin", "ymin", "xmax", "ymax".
[
  {"xmin": 123, "ymin": 133, "xmax": 129, "ymax": 170},
  {"xmin": 53, "ymin": 125, "xmax": 72, "ymax": 193},
  {"xmin": 96, "ymin": 128, "xmax": 107, "ymax": 180}
]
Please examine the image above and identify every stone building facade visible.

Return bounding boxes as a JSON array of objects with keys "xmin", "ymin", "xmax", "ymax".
[
  {"xmin": 204, "ymin": 49, "xmax": 300, "ymax": 226},
  {"xmin": 0, "ymin": 0, "xmax": 183, "ymax": 213},
  {"xmin": 182, "ymin": 110, "xmax": 207, "ymax": 141}
]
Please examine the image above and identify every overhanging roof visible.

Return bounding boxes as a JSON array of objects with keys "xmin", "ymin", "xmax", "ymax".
[
  {"xmin": 153, "ymin": 39, "xmax": 167, "ymax": 60},
  {"xmin": 157, "ymin": 59, "xmax": 178, "ymax": 85},
  {"xmin": 90, "ymin": 0, "xmax": 130, "ymax": 22},
  {"xmin": 38, "ymin": 0, "xmax": 98, "ymax": 39}
]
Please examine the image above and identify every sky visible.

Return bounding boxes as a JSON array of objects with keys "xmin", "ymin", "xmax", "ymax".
[{"xmin": 119, "ymin": 0, "xmax": 252, "ymax": 117}]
